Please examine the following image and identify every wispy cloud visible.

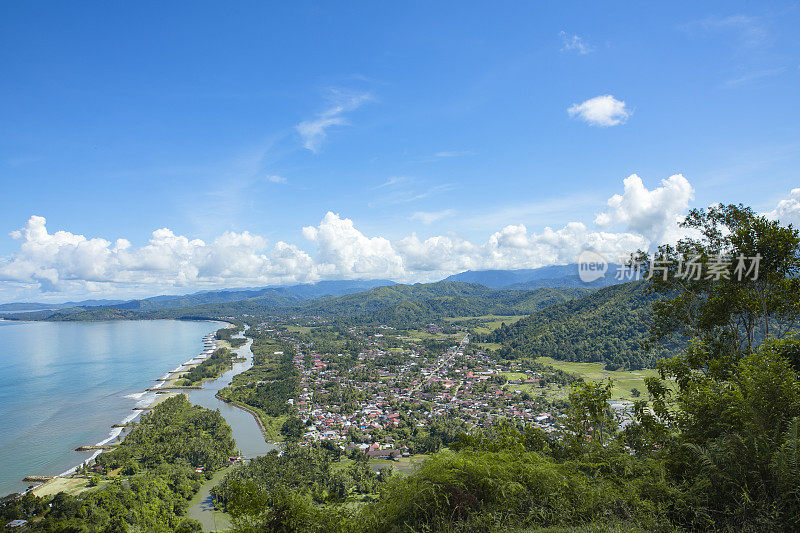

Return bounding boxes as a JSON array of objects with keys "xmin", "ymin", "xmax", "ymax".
[
  {"xmin": 375, "ymin": 176, "xmax": 409, "ymax": 189},
  {"xmin": 559, "ymin": 31, "xmax": 594, "ymax": 54},
  {"xmin": 296, "ymin": 89, "xmax": 373, "ymax": 153},
  {"xmin": 370, "ymin": 178, "xmax": 454, "ymax": 207},
  {"xmin": 568, "ymin": 95, "xmax": 631, "ymax": 127},
  {"xmin": 725, "ymin": 67, "xmax": 784, "ymax": 86},
  {"xmin": 433, "ymin": 150, "xmax": 474, "ymax": 158},
  {"xmin": 410, "ymin": 209, "xmax": 457, "ymax": 225},
  {"xmin": 265, "ymin": 175, "xmax": 288, "ymax": 184},
  {"xmin": 684, "ymin": 14, "xmax": 769, "ymax": 50}
]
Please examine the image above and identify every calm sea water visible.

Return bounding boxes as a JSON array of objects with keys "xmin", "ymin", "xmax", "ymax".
[{"xmin": 0, "ymin": 319, "xmax": 224, "ymax": 496}]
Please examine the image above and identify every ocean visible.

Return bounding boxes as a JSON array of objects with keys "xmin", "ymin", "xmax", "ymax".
[{"xmin": 0, "ymin": 319, "xmax": 224, "ymax": 496}]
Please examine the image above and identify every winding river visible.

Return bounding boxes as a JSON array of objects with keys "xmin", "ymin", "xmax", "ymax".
[{"xmin": 186, "ymin": 326, "xmax": 275, "ymax": 530}]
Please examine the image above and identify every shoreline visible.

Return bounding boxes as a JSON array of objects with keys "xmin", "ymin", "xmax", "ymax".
[{"xmin": 26, "ymin": 322, "xmax": 229, "ymax": 497}]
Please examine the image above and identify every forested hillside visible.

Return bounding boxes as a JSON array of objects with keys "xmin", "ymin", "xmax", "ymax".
[
  {"xmin": 481, "ymin": 280, "xmax": 680, "ymax": 369},
  {"xmin": 41, "ymin": 282, "xmax": 590, "ymax": 327},
  {"xmin": 293, "ymin": 282, "xmax": 589, "ymax": 325}
]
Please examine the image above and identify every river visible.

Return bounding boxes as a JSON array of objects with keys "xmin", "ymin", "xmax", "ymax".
[
  {"xmin": 186, "ymin": 327, "xmax": 275, "ymax": 458},
  {"xmin": 185, "ymin": 326, "xmax": 275, "ymax": 531}
]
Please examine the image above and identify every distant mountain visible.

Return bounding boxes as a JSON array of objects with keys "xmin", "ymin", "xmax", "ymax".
[
  {"xmin": 479, "ymin": 281, "xmax": 680, "ymax": 370},
  {"xmin": 114, "ymin": 279, "xmax": 397, "ymax": 311},
  {"xmin": 3, "ymin": 280, "xmax": 396, "ymax": 317},
  {"xmin": 0, "ymin": 299, "xmax": 126, "ymax": 312},
  {"xmin": 444, "ymin": 264, "xmax": 625, "ymax": 289},
  {"xmin": 43, "ymin": 281, "xmax": 588, "ymax": 326}
]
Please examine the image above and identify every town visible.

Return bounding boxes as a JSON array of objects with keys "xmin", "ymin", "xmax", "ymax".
[{"xmin": 249, "ymin": 320, "xmax": 573, "ymax": 459}]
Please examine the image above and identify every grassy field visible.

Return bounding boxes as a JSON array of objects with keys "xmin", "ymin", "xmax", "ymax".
[
  {"xmin": 445, "ymin": 315, "xmax": 529, "ymax": 334},
  {"xmin": 256, "ymin": 411, "xmax": 288, "ymax": 441},
  {"xmin": 535, "ymin": 357, "xmax": 663, "ymax": 401},
  {"xmin": 32, "ymin": 477, "xmax": 100, "ymax": 498},
  {"xmin": 368, "ymin": 454, "xmax": 431, "ymax": 473},
  {"xmin": 504, "ymin": 381, "xmax": 571, "ymax": 401},
  {"xmin": 473, "ymin": 342, "xmax": 503, "ymax": 351}
]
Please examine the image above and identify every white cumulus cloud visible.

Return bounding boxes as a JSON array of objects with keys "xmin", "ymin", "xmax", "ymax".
[
  {"xmin": 766, "ymin": 188, "xmax": 800, "ymax": 226},
  {"xmin": 568, "ymin": 94, "xmax": 631, "ymax": 127},
  {"xmin": 302, "ymin": 212, "xmax": 405, "ymax": 279},
  {"xmin": 0, "ymin": 174, "xmax": 704, "ymax": 298},
  {"xmin": 595, "ymin": 174, "xmax": 694, "ymax": 244}
]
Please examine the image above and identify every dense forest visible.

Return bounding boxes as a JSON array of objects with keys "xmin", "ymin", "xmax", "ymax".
[
  {"xmin": 480, "ymin": 280, "xmax": 682, "ymax": 369},
  {"xmin": 216, "ymin": 328, "xmax": 301, "ymax": 437}
]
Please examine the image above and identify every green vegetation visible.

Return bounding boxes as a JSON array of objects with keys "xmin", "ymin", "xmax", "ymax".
[
  {"xmin": 444, "ymin": 314, "xmax": 530, "ymax": 334},
  {"xmin": 294, "ymin": 284, "xmax": 588, "ymax": 326},
  {"xmin": 216, "ymin": 323, "xmax": 247, "ymax": 348},
  {"xmin": 217, "ymin": 329, "xmax": 301, "ymax": 435},
  {"xmin": 178, "ymin": 347, "xmax": 238, "ymax": 386},
  {"xmin": 480, "ymin": 281, "xmax": 681, "ymax": 370},
  {"xmin": 0, "ymin": 395, "xmax": 236, "ymax": 531}
]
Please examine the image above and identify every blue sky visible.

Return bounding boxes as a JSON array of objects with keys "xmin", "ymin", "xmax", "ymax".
[{"xmin": 1, "ymin": 2, "xmax": 799, "ymax": 301}]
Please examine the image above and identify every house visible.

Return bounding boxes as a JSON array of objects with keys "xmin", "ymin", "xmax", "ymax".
[{"xmin": 366, "ymin": 449, "xmax": 401, "ymax": 460}]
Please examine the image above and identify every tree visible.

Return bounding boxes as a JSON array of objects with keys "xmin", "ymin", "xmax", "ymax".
[
  {"xmin": 566, "ymin": 379, "xmax": 614, "ymax": 447},
  {"xmin": 642, "ymin": 204, "xmax": 800, "ymax": 358},
  {"xmin": 281, "ymin": 416, "xmax": 306, "ymax": 442}
]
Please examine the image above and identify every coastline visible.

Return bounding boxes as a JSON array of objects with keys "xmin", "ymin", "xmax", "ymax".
[{"xmin": 27, "ymin": 324, "xmax": 227, "ymax": 497}]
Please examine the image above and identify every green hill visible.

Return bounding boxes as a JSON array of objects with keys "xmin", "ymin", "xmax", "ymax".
[
  {"xmin": 43, "ymin": 281, "xmax": 589, "ymax": 326},
  {"xmin": 480, "ymin": 281, "xmax": 680, "ymax": 369},
  {"xmin": 286, "ymin": 282, "xmax": 589, "ymax": 325}
]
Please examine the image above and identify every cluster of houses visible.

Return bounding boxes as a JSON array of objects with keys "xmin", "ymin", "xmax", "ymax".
[{"xmin": 255, "ymin": 322, "xmax": 565, "ymax": 458}]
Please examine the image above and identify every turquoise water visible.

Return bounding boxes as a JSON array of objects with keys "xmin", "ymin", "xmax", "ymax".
[{"xmin": 0, "ymin": 319, "xmax": 224, "ymax": 496}]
